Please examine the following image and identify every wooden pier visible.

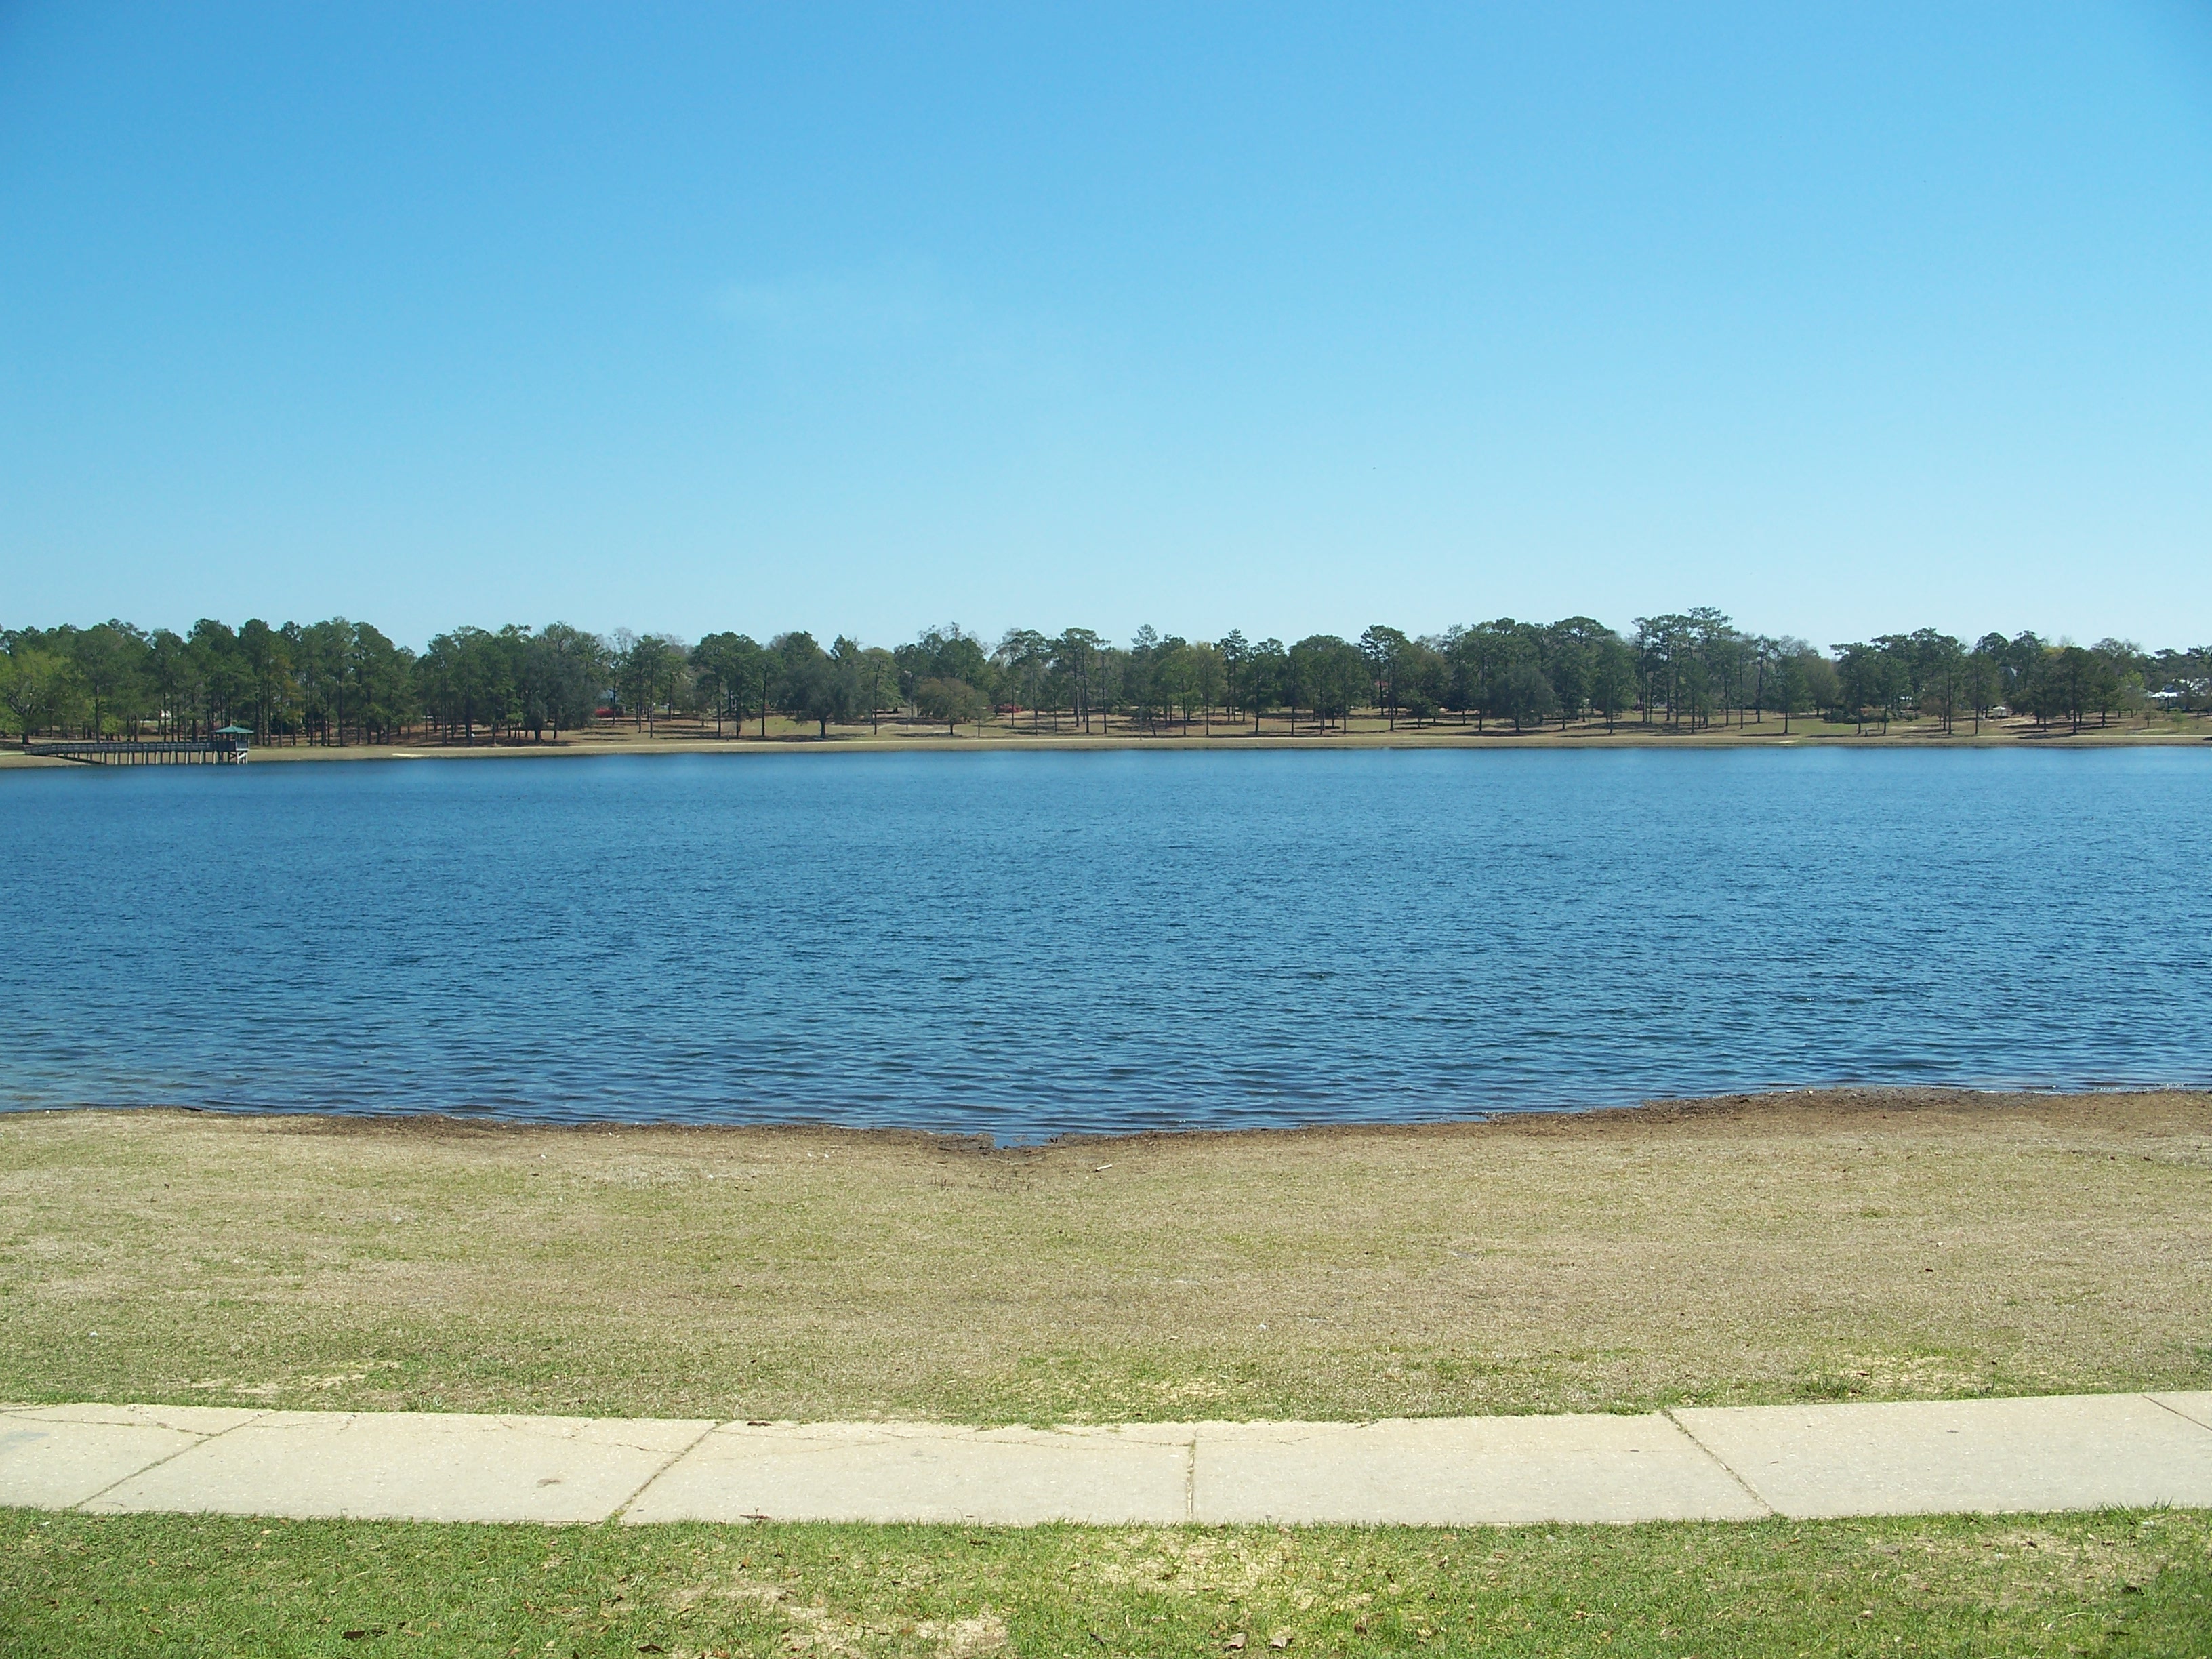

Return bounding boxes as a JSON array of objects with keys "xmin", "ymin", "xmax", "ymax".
[{"xmin": 27, "ymin": 733, "xmax": 249, "ymax": 766}]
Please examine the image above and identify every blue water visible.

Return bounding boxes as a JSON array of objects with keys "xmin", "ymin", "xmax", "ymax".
[{"xmin": 1, "ymin": 748, "xmax": 2206, "ymax": 1137}]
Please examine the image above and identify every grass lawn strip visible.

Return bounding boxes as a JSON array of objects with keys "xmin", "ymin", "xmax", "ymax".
[
  {"xmin": 3, "ymin": 1091, "xmax": 2207, "ymax": 1425},
  {"xmin": 7, "ymin": 1509, "xmax": 2211, "ymax": 1657}
]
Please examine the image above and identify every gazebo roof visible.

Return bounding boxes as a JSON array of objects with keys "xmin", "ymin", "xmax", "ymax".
[{"xmin": 214, "ymin": 724, "xmax": 254, "ymax": 735}]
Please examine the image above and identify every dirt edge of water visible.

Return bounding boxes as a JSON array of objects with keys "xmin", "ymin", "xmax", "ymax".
[{"xmin": 37, "ymin": 1084, "xmax": 2204, "ymax": 1158}]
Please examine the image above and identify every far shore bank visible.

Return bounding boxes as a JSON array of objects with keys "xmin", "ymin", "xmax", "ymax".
[{"xmin": 2, "ymin": 712, "xmax": 2205, "ymax": 768}]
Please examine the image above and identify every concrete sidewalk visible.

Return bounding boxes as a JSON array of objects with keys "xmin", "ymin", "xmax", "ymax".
[{"xmin": 5, "ymin": 1393, "xmax": 2211, "ymax": 1528}]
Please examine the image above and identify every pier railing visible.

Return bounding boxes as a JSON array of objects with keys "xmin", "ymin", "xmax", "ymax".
[{"xmin": 26, "ymin": 739, "xmax": 248, "ymax": 766}]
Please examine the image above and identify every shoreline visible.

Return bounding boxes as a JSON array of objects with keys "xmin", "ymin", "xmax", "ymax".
[
  {"xmin": 2, "ymin": 719, "xmax": 2205, "ymax": 769},
  {"xmin": 9, "ymin": 1081, "xmax": 2196, "ymax": 1151}
]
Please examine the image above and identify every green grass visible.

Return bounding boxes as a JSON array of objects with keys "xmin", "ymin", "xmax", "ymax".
[{"xmin": 5, "ymin": 1509, "xmax": 2209, "ymax": 1657}]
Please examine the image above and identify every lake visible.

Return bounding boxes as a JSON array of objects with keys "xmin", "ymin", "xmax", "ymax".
[{"xmin": 1, "ymin": 747, "xmax": 2205, "ymax": 1137}]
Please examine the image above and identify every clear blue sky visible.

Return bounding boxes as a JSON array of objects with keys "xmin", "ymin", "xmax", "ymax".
[{"xmin": 3, "ymin": 3, "xmax": 2208, "ymax": 651}]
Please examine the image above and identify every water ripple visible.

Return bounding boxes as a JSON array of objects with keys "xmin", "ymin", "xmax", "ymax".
[{"xmin": 1, "ymin": 747, "xmax": 2207, "ymax": 1137}]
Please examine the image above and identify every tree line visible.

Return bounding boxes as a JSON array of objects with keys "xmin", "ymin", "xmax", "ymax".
[{"xmin": 3, "ymin": 611, "xmax": 2206, "ymax": 746}]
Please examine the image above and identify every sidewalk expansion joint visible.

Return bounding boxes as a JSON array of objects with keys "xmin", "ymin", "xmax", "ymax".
[
  {"xmin": 71, "ymin": 1410, "xmax": 272, "ymax": 1513},
  {"xmin": 1659, "ymin": 1408, "xmax": 1775, "ymax": 1519},
  {"xmin": 2142, "ymin": 1393, "xmax": 2212, "ymax": 1434},
  {"xmin": 611, "ymin": 1418, "xmax": 722, "ymax": 1524}
]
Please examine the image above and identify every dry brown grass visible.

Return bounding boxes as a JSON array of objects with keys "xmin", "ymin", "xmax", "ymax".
[{"xmin": 3, "ymin": 1090, "xmax": 2208, "ymax": 1422}]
